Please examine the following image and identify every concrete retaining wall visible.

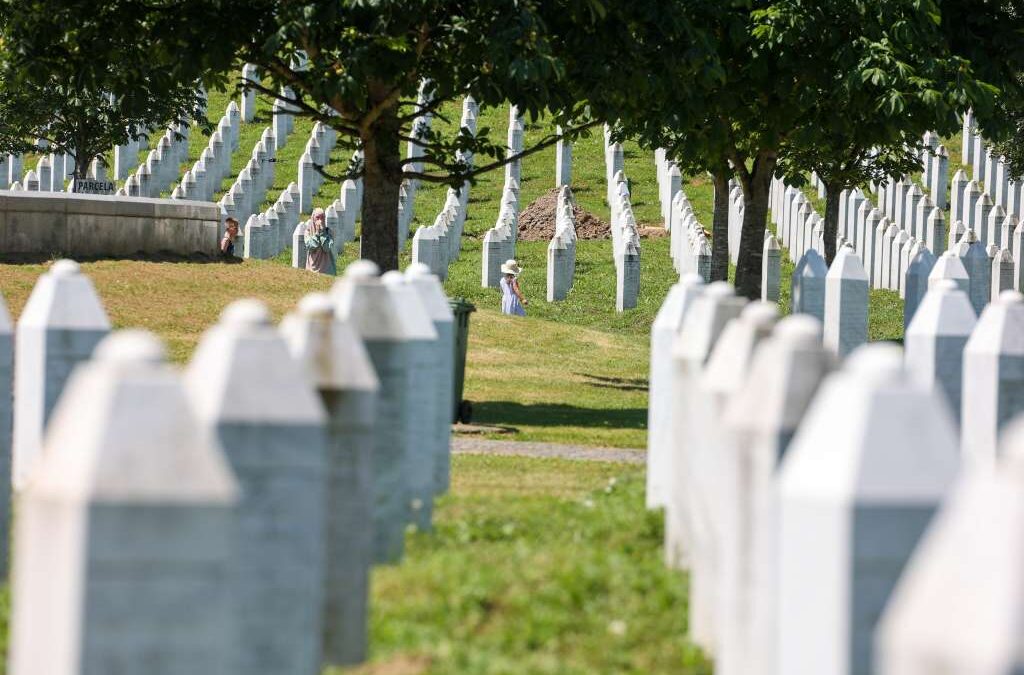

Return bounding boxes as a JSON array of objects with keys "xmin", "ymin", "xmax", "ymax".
[{"xmin": 0, "ymin": 191, "xmax": 220, "ymax": 258}]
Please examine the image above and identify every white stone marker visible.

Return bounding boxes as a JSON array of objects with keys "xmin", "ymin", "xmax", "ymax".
[
  {"xmin": 555, "ymin": 126, "xmax": 572, "ymax": 188},
  {"xmin": 875, "ymin": 418, "xmax": 1024, "ymax": 675},
  {"xmin": 333, "ymin": 261, "xmax": 413, "ymax": 563},
  {"xmin": 687, "ymin": 301, "xmax": 778, "ymax": 654},
  {"xmin": 823, "ymin": 246, "xmax": 868, "ymax": 358},
  {"xmin": 406, "ymin": 263, "xmax": 456, "ymax": 494},
  {"xmin": 12, "ymin": 260, "xmax": 111, "ymax": 489},
  {"xmin": 8, "ymin": 331, "xmax": 239, "ymax": 675},
  {"xmin": 928, "ymin": 250, "xmax": 970, "ymax": 295},
  {"xmin": 381, "ymin": 270, "xmax": 440, "ymax": 531},
  {"xmin": 961, "ymin": 290, "xmax": 1024, "ymax": 468},
  {"xmin": 905, "ymin": 279, "xmax": 976, "ymax": 424},
  {"xmin": 903, "ymin": 247, "xmax": 936, "ymax": 331},
  {"xmin": 280, "ymin": 293, "xmax": 380, "ymax": 666},
  {"xmin": 665, "ymin": 282, "xmax": 747, "ymax": 570},
  {"xmin": 924, "ymin": 207, "xmax": 947, "ymax": 256},
  {"xmin": 762, "ymin": 234, "xmax": 781, "ymax": 302},
  {"xmin": 241, "ymin": 63, "xmax": 258, "ymax": 122},
  {"xmin": 0, "ymin": 293, "xmax": 11, "ymax": 575},
  {"xmin": 950, "ymin": 169, "xmax": 967, "ymax": 224},
  {"xmin": 991, "ymin": 248, "xmax": 1015, "ymax": 301},
  {"xmin": 777, "ymin": 343, "xmax": 960, "ymax": 675},
  {"xmin": 792, "ymin": 249, "xmax": 827, "ymax": 321},
  {"xmin": 956, "ymin": 228, "xmax": 991, "ymax": 315},
  {"xmin": 719, "ymin": 315, "xmax": 833, "ymax": 675},
  {"xmin": 186, "ymin": 300, "xmax": 328, "ymax": 675},
  {"xmin": 646, "ymin": 275, "xmax": 705, "ymax": 509}
]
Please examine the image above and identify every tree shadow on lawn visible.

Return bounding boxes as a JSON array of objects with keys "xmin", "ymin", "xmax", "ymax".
[
  {"xmin": 576, "ymin": 373, "xmax": 648, "ymax": 392},
  {"xmin": 471, "ymin": 401, "xmax": 646, "ymax": 430}
]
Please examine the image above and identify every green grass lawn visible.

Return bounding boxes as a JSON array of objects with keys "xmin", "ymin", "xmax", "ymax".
[{"xmin": 339, "ymin": 455, "xmax": 709, "ymax": 675}]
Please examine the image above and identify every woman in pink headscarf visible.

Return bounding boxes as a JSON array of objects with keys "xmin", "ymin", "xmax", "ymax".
[{"xmin": 304, "ymin": 207, "xmax": 336, "ymax": 275}]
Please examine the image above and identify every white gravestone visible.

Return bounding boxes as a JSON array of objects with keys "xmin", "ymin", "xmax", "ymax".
[
  {"xmin": 875, "ymin": 418, "xmax": 1024, "ymax": 675},
  {"xmin": 12, "ymin": 260, "xmax": 110, "ymax": 488},
  {"xmin": 903, "ymin": 248, "xmax": 937, "ymax": 331},
  {"xmin": 406, "ymin": 264, "xmax": 456, "ymax": 494},
  {"xmin": 719, "ymin": 315, "xmax": 833, "ymax": 675},
  {"xmin": 333, "ymin": 261, "xmax": 414, "ymax": 563},
  {"xmin": 777, "ymin": 344, "xmax": 960, "ymax": 675},
  {"xmin": 686, "ymin": 302, "xmax": 778, "ymax": 654},
  {"xmin": 905, "ymin": 280, "xmax": 976, "ymax": 425},
  {"xmin": 646, "ymin": 275, "xmax": 705, "ymax": 509},
  {"xmin": 961, "ymin": 290, "xmax": 1024, "ymax": 468},
  {"xmin": 381, "ymin": 271, "xmax": 440, "ymax": 531},
  {"xmin": 792, "ymin": 249, "xmax": 828, "ymax": 321},
  {"xmin": 823, "ymin": 246, "xmax": 869, "ymax": 358},
  {"xmin": 280, "ymin": 293, "xmax": 380, "ymax": 666},
  {"xmin": 956, "ymin": 228, "xmax": 991, "ymax": 315},
  {"xmin": 665, "ymin": 282, "xmax": 746, "ymax": 570},
  {"xmin": 186, "ymin": 300, "xmax": 328, "ymax": 675},
  {"xmin": 8, "ymin": 331, "xmax": 239, "ymax": 675}
]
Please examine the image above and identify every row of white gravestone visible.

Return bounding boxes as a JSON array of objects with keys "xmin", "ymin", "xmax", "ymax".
[
  {"xmin": 2, "ymin": 142, "xmax": 111, "ymax": 194},
  {"xmin": 668, "ymin": 189, "xmax": 712, "ymax": 282},
  {"xmin": 178, "ymin": 118, "xmax": 273, "ymax": 205},
  {"xmin": 839, "ymin": 172, "xmax": 1021, "ymax": 322},
  {"xmin": 608, "ymin": 169, "xmax": 641, "ymax": 311},
  {"xmin": 397, "ymin": 84, "xmax": 441, "ymax": 251},
  {"xmin": 648, "ymin": 275, "xmax": 1024, "ymax": 675},
  {"xmin": 117, "ymin": 123, "xmax": 194, "ymax": 199},
  {"xmin": 298, "ymin": 121, "xmax": 339, "ymax": 215},
  {"xmin": 408, "ymin": 97, "xmax": 478, "ymax": 276},
  {"xmin": 962, "ymin": 110, "xmax": 1024, "ymax": 220},
  {"xmin": 604, "ymin": 134, "xmax": 640, "ymax": 312},
  {"xmin": 411, "ymin": 187, "xmax": 466, "ymax": 280},
  {"xmin": 4, "ymin": 258, "xmax": 456, "ymax": 674},
  {"xmin": 243, "ymin": 182, "xmax": 301, "ymax": 260},
  {"xmin": 546, "ymin": 186, "xmax": 578, "ymax": 302},
  {"xmin": 480, "ymin": 177, "xmax": 520, "ymax": 288}
]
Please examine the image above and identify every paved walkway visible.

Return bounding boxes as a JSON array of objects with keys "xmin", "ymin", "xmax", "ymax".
[{"xmin": 452, "ymin": 437, "xmax": 645, "ymax": 464}]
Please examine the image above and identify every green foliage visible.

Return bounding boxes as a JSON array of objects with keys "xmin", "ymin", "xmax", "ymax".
[{"xmin": 0, "ymin": 3, "xmax": 207, "ymax": 174}]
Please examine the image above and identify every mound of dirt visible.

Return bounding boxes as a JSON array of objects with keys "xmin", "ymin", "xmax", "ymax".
[{"xmin": 516, "ymin": 188, "xmax": 612, "ymax": 241}]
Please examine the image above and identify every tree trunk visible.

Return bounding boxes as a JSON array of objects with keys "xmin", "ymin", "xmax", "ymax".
[
  {"xmin": 822, "ymin": 182, "xmax": 841, "ymax": 266},
  {"xmin": 359, "ymin": 105, "xmax": 403, "ymax": 271},
  {"xmin": 73, "ymin": 152, "xmax": 92, "ymax": 182},
  {"xmin": 710, "ymin": 170, "xmax": 731, "ymax": 282},
  {"xmin": 734, "ymin": 153, "xmax": 777, "ymax": 300}
]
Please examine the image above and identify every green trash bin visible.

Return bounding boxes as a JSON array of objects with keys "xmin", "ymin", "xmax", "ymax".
[{"xmin": 449, "ymin": 297, "xmax": 476, "ymax": 424}]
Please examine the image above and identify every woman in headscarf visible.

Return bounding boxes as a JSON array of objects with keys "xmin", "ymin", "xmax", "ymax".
[{"xmin": 304, "ymin": 207, "xmax": 336, "ymax": 275}]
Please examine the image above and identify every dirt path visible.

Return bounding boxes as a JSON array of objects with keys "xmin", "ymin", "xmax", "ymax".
[{"xmin": 452, "ymin": 437, "xmax": 645, "ymax": 464}]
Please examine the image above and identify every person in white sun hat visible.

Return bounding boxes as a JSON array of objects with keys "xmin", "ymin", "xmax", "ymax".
[{"xmin": 499, "ymin": 259, "xmax": 527, "ymax": 316}]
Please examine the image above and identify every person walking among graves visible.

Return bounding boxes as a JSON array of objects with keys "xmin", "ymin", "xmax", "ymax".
[
  {"xmin": 304, "ymin": 207, "xmax": 337, "ymax": 275},
  {"xmin": 500, "ymin": 259, "xmax": 527, "ymax": 316},
  {"xmin": 220, "ymin": 217, "xmax": 240, "ymax": 258}
]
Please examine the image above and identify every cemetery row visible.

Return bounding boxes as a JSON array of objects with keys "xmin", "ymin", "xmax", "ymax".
[
  {"xmin": 646, "ymin": 252, "xmax": 1022, "ymax": 673},
  {"xmin": 0, "ymin": 258, "xmax": 457, "ymax": 674}
]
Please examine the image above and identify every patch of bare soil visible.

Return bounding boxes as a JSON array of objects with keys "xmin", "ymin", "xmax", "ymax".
[{"xmin": 516, "ymin": 188, "xmax": 611, "ymax": 241}]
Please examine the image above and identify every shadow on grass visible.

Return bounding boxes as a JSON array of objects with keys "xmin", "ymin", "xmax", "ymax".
[
  {"xmin": 472, "ymin": 401, "xmax": 647, "ymax": 430},
  {"xmin": 577, "ymin": 373, "xmax": 649, "ymax": 392}
]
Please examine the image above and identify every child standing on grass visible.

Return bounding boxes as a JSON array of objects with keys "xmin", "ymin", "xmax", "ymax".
[{"xmin": 500, "ymin": 259, "xmax": 527, "ymax": 316}]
